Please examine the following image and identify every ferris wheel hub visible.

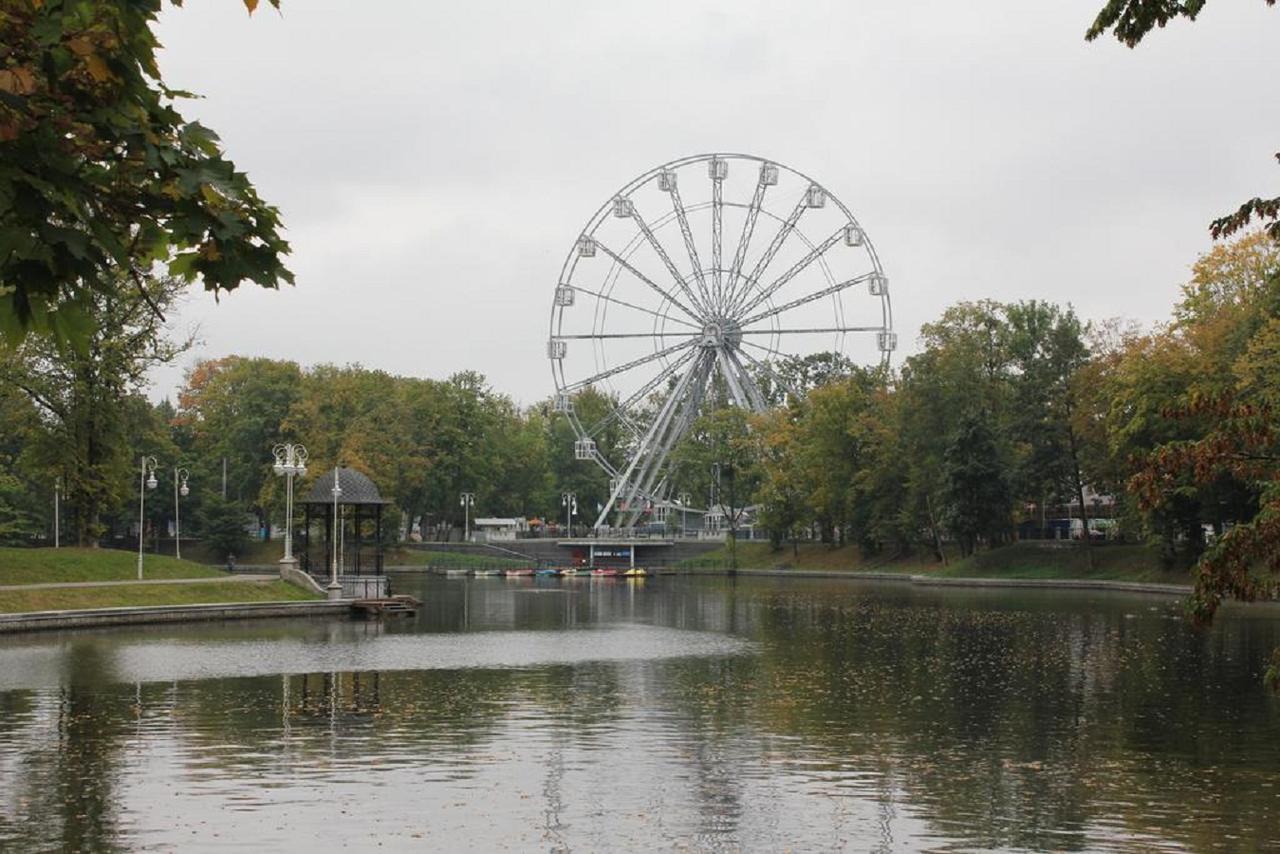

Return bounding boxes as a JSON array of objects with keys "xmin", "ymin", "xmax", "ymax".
[{"xmin": 700, "ymin": 318, "xmax": 741, "ymax": 350}]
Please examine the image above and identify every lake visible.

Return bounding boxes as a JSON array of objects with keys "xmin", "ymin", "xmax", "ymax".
[{"xmin": 0, "ymin": 573, "xmax": 1277, "ymax": 851}]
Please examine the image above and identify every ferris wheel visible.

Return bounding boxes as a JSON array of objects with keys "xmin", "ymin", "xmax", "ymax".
[{"xmin": 548, "ymin": 153, "xmax": 894, "ymax": 529}]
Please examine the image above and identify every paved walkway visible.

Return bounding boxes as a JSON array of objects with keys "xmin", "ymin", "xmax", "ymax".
[{"xmin": 0, "ymin": 575, "xmax": 277, "ymax": 592}]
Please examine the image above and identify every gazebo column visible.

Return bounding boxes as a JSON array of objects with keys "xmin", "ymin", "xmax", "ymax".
[{"xmin": 375, "ymin": 505, "xmax": 384, "ymax": 574}]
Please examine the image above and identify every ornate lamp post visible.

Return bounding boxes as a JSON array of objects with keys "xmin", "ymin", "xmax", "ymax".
[
  {"xmin": 459, "ymin": 492, "xmax": 475, "ymax": 542},
  {"xmin": 53, "ymin": 477, "xmax": 61, "ymax": 548},
  {"xmin": 328, "ymin": 466, "xmax": 343, "ymax": 600},
  {"xmin": 137, "ymin": 455, "xmax": 158, "ymax": 579},
  {"xmin": 271, "ymin": 443, "xmax": 308, "ymax": 568},
  {"xmin": 173, "ymin": 468, "xmax": 190, "ymax": 560},
  {"xmin": 561, "ymin": 492, "xmax": 577, "ymax": 536}
]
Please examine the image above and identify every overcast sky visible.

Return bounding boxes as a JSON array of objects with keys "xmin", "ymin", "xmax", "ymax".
[{"xmin": 150, "ymin": 0, "xmax": 1280, "ymax": 405}]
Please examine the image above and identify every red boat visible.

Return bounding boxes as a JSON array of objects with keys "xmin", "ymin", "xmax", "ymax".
[
  {"xmin": 591, "ymin": 568, "xmax": 620, "ymax": 577},
  {"xmin": 503, "ymin": 567, "xmax": 535, "ymax": 577}
]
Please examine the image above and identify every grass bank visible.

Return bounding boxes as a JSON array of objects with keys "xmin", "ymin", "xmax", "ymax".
[
  {"xmin": 0, "ymin": 580, "xmax": 317, "ymax": 614},
  {"xmin": 0, "ymin": 547, "xmax": 224, "ymax": 585},
  {"xmin": 683, "ymin": 541, "xmax": 1190, "ymax": 584}
]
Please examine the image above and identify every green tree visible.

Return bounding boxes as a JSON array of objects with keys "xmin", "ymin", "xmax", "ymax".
[
  {"xmin": 0, "ymin": 0, "xmax": 291, "ymax": 346},
  {"xmin": 672, "ymin": 407, "xmax": 760, "ymax": 568},
  {"xmin": 196, "ymin": 493, "xmax": 249, "ymax": 563},
  {"xmin": 0, "ymin": 272, "xmax": 189, "ymax": 544},
  {"xmin": 942, "ymin": 413, "xmax": 1013, "ymax": 557}
]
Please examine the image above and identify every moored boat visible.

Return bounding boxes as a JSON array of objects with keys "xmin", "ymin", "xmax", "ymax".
[
  {"xmin": 621, "ymin": 567, "xmax": 648, "ymax": 577},
  {"xmin": 591, "ymin": 567, "xmax": 620, "ymax": 577},
  {"xmin": 503, "ymin": 567, "xmax": 535, "ymax": 577}
]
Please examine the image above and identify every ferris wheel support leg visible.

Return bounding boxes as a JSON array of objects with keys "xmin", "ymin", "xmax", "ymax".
[
  {"xmin": 622, "ymin": 354, "xmax": 712, "ymax": 527},
  {"xmin": 593, "ymin": 355, "xmax": 701, "ymax": 529},
  {"xmin": 725, "ymin": 349, "xmax": 768, "ymax": 411}
]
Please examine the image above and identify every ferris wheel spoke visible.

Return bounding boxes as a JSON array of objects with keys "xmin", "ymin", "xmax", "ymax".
[
  {"xmin": 711, "ymin": 168, "xmax": 724, "ymax": 310},
  {"xmin": 738, "ymin": 272, "xmax": 878, "ymax": 328},
  {"xmin": 585, "ymin": 348, "xmax": 699, "ymax": 438},
  {"xmin": 627, "ymin": 204, "xmax": 713, "ymax": 318},
  {"xmin": 594, "ymin": 242, "xmax": 703, "ymax": 323},
  {"xmin": 738, "ymin": 326, "xmax": 883, "ymax": 336},
  {"xmin": 727, "ymin": 192, "xmax": 809, "ymax": 316},
  {"xmin": 563, "ymin": 336, "xmax": 700, "ymax": 393},
  {"xmin": 734, "ymin": 228, "xmax": 844, "ymax": 320},
  {"xmin": 575, "ymin": 285, "xmax": 702, "ymax": 330},
  {"xmin": 724, "ymin": 171, "xmax": 770, "ymax": 312},
  {"xmin": 666, "ymin": 183, "xmax": 713, "ymax": 311},
  {"xmin": 556, "ymin": 331, "xmax": 698, "ymax": 340}
]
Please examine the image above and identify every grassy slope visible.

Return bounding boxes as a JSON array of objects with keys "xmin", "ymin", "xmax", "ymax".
[
  {"xmin": 0, "ymin": 581, "xmax": 318, "ymax": 613},
  {"xmin": 0, "ymin": 547, "xmax": 225, "ymax": 585},
  {"xmin": 683, "ymin": 541, "xmax": 1189, "ymax": 584}
]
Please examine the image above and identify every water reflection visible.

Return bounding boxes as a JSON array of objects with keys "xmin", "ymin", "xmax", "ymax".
[{"xmin": 0, "ymin": 576, "xmax": 1277, "ymax": 851}]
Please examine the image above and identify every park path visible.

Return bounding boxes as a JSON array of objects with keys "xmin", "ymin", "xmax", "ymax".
[{"xmin": 0, "ymin": 575, "xmax": 277, "ymax": 592}]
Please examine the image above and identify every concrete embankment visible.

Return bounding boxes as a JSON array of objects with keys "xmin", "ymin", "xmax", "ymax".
[{"xmin": 0, "ymin": 600, "xmax": 351, "ymax": 634}]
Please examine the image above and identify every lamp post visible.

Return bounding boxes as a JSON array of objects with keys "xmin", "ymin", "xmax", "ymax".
[
  {"xmin": 678, "ymin": 491, "xmax": 691, "ymax": 538},
  {"xmin": 328, "ymin": 466, "xmax": 343, "ymax": 600},
  {"xmin": 459, "ymin": 492, "xmax": 475, "ymax": 542},
  {"xmin": 272, "ymin": 443, "xmax": 308, "ymax": 568},
  {"xmin": 173, "ymin": 468, "xmax": 190, "ymax": 560},
  {"xmin": 137, "ymin": 455, "xmax": 158, "ymax": 579},
  {"xmin": 561, "ymin": 492, "xmax": 577, "ymax": 536},
  {"xmin": 53, "ymin": 477, "xmax": 61, "ymax": 548}
]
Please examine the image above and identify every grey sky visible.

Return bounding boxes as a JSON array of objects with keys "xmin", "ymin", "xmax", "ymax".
[{"xmin": 151, "ymin": 1, "xmax": 1280, "ymax": 404}]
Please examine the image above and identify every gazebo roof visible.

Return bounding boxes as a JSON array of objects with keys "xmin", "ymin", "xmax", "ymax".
[{"xmin": 299, "ymin": 466, "xmax": 390, "ymax": 505}]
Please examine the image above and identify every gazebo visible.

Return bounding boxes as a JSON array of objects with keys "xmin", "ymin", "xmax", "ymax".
[{"xmin": 298, "ymin": 467, "xmax": 390, "ymax": 588}]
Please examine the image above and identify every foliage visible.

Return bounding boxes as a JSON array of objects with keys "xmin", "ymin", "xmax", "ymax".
[
  {"xmin": 0, "ymin": 271, "xmax": 188, "ymax": 544},
  {"xmin": 0, "ymin": 0, "xmax": 290, "ymax": 347},
  {"xmin": 194, "ymin": 494, "xmax": 250, "ymax": 563},
  {"xmin": 942, "ymin": 413, "xmax": 1013, "ymax": 557}
]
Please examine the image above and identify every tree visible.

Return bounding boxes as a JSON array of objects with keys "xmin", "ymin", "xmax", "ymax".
[
  {"xmin": 196, "ymin": 493, "xmax": 249, "ymax": 563},
  {"xmin": 672, "ymin": 407, "xmax": 760, "ymax": 568},
  {"xmin": 942, "ymin": 413, "xmax": 1013, "ymax": 557},
  {"xmin": 175, "ymin": 356, "xmax": 303, "ymax": 537},
  {"xmin": 1004, "ymin": 301, "xmax": 1094, "ymax": 560},
  {"xmin": 1086, "ymin": 0, "xmax": 1279, "ymax": 241},
  {"xmin": 0, "ymin": 0, "xmax": 291, "ymax": 347},
  {"xmin": 1127, "ymin": 234, "xmax": 1280, "ymax": 683},
  {"xmin": 0, "ymin": 272, "xmax": 189, "ymax": 544}
]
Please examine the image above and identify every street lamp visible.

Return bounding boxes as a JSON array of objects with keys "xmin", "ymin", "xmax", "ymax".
[
  {"xmin": 678, "ymin": 491, "xmax": 691, "ymax": 538},
  {"xmin": 137, "ymin": 455, "xmax": 158, "ymax": 579},
  {"xmin": 173, "ymin": 467, "xmax": 190, "ymax": 560},
  {"xmin": 460, "ymin": 492, "xmax": 476, "ymax": 542},
  {"xmin": 53, "ymin": 477, "xmax": 61, "ymax": 549},
  {"xmin": 328, "ymin": 466, "xmax": 342, "ymax": 600},
  {"xmin": 271, "ymin": 443, "xmax": 308, "ymax": 568},
  {"xmin": 561, "ymin": 492, "xmax": 577, "ymax": 536}
]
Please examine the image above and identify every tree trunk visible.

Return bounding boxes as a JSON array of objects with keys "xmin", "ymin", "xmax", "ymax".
[{"xmin": 1067, "ymin": 425, "xmax": 1094, "ymax": 570}]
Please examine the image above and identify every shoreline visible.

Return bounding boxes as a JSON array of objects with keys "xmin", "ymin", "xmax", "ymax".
[
  {"xmin": 387, "ymin": 566, "xmax": 1195, "ymax": 597},
  {"xmin": 0, "ymin": 570, "xmax": 1200, "ymax": 636},
  {"xmin": 0, "ymin": 600, "xmax": 351, "ymax": 634}
]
